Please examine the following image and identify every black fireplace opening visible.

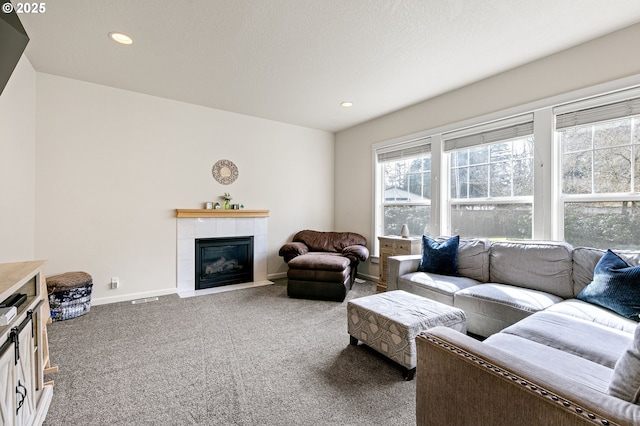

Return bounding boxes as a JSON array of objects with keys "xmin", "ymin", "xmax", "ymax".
[{"xmin": 195, "ymin": 236, "xmax": 254, "ymax": 289}]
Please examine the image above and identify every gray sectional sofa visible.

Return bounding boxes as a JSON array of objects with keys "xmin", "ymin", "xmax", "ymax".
[{"xmin": 387, "ymin": 239, "xmax": 640, "ymax": 425}]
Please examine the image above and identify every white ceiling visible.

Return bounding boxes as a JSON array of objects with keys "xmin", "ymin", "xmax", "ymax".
[{"xmin": 17, "ymin": 0, "xmax": 640, "ymax": 132}]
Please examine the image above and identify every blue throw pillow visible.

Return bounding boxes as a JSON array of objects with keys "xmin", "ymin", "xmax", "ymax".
[
  {"xmin": 577, "ymin": 250, "xmax": 640, "ymax": 321},
  {"xmin": 418, "ymin": 235, "xmax": 459, "ymax": 276}
]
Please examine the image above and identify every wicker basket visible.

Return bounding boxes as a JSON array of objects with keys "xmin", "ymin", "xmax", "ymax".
[{"xmin": 47, "ymin": 272, "xmax": 93, "ymax": 321}]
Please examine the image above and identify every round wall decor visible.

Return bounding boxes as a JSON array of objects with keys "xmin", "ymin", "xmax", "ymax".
[{"xmin": 212, "ymin": 159, "xmax": 238, "ymax": 185}]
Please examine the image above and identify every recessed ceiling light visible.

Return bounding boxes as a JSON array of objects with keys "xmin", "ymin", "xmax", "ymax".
[
  {"xmin": 108, "ymin": 32, "xmax": 133, "ymax": 45},
  {"xmin": 341, "ymin": 101, "xmax": 353, "ymax": 108}
]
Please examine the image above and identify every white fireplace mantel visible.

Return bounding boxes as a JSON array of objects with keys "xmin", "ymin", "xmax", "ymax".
[
  {"xmin": 176, "ymin": 209, "xmax": 271, "ymax": 297},
  {"xmin": 176, "ymin": 209, "xmax": 269, "ymax": 218}
]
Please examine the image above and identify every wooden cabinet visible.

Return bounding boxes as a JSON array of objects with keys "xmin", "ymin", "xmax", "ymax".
[
  {"xmin": 377, "ymin": 236, "xmax": 421, "ymax": 292},
  {"xmin": 0, "ymin": 261, "xmax": 53, "ymax": 426}
]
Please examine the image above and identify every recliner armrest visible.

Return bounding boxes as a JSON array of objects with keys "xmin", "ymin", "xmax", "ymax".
[
  {"xmin": 342, "ymin": 245, "xmax": 369, "ymax": 263},
  {"xmin": 279, "ymin": 242, "xmax": 309, "ymax": 263}
]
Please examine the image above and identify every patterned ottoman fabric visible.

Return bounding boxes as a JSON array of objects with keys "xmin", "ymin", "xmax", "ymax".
[{"xmin": 348, "ymin": 290, "xmax": 466, "ymax": 376}]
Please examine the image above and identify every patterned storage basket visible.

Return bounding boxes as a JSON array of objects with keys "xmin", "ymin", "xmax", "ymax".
[{"xmin": 47, "ymin": 271, "xmax": 93, "ymax": 321}]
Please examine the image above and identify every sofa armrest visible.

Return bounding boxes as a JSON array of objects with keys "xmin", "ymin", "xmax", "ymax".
[
  {"xmin": 416, "ymin": 327, "xmax": 640, "ymax": 426},
  {"xmin": 278, "ymin": 242, "xmax": 309, "ymax": 263},
  {"xmin": 342, "ymin": 245, "xmax": 369, "ymax": 263},
  {"xmin": 387, "ymin": 255, "xmax": 421, "ymax": 291}
]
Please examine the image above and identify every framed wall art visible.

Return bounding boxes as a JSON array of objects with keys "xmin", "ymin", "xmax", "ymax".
[{"xmin": 212, "ymin": 159, "xmax": 238, "ymax": 185}]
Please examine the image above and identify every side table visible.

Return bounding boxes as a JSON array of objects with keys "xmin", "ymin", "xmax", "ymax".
[{"xmin": 377, "ymin": 236, "xmax": 421, "ymax": 292}]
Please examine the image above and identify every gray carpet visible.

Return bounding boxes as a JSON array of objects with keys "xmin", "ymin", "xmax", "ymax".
[{"xmin": 43, "ymin": 280, "xmax": 416, "ymax": 425}]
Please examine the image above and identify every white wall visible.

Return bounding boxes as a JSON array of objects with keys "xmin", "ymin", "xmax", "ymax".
[
  {"xmin": 35, "ymin": 74, "xmax": 334, "ymax": 303},
  {"xmin": 335, "ymin": 22, "xmax": 640, "ymax": 279},
  {"xmin": 0, "ymin": 56, "xmax": 36, "ymax": 262}
]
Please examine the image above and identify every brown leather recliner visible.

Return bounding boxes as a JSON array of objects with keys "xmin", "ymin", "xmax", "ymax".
[{"xmin": 279, "ymin": 230, "xmax": 369, "ymax": 302}]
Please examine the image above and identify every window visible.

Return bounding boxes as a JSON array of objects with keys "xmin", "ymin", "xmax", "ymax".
[
  {"xmin": 444, "ymin": 115, "xmax": 534, "ymax": 239},
  {"xmin": 370, "ymin": 83, "xmax": 640, "ymax": 254},
  {"xmin": 375, "ymin": 139, "xmax": 431, "ymax": 247},
  {"xmin": 556, "ymin": 92, "xmax": 640, "ymax": 249}
]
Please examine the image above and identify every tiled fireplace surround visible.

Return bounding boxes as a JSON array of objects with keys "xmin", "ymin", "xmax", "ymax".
[{"xmin": 176, "ymin": 210, "xmax": 270, "ymax": 297}]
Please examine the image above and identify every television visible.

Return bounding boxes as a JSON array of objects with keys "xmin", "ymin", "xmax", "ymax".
[{"xmin": 0, "ymin": 8, "xmax": 29, "ymax": 96}]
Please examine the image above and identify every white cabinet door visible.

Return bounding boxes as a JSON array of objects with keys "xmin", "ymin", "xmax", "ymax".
[
  {"xmin": 0, "ymin": 337, "xmax": 16, "ymax": 426},
  {"xmin": 15, "ymin": 322, "xmax": 35, "ymax": 426}
]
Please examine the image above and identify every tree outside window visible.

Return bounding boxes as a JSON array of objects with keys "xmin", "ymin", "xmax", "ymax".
[
  {"xmin": 449, "ymin": 137, "xmax": 534, "ymax": 239},
  {"xmin": 560, "ymin": 115, "xmax": 640, "ymax": 249},
  {"xmin": 381, "ymin": 154, "xmax": 431, "ymax": 237}
]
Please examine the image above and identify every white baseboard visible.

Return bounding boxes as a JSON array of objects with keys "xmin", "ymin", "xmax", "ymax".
[
  {"xmin": 356, "ymin": 272, "xmax": 378, "ymax": 282},
  {"xmin": 268, "ymin": 272, "xmax": 287, "ymax": 280},
  {"xmin": 92, "ymin": 270, "xmax": 369, "ymax": 305},
  {"xmin": 91, "ymin": 287, "xmax": 177, "ymax": 306}
]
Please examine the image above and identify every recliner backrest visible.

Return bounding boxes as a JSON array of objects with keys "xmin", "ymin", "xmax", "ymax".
[{"xmin": 293, "ymin": 230, "xmax": 367, "ymax": 253}]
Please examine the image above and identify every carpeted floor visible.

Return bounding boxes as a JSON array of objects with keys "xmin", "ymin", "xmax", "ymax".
[{"xmin": 43, "ymin": 280, "xmax": 416, "ymax": 425}]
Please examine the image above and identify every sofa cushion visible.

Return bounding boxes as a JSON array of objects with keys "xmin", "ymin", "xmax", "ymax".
[
  {"xmin": 453, "ymin": 283, "xmax": 562, "ymax": 337},
  {"xmin": 438, "ymin": 237, "xmax": 490, "ymax": 282},
  {"xmin": 609, "ymin": 323, "xmax": 640, "ymax": 403},
  {"xmin": 545, "ymin": 299, "xmax": 637, "ymax": 334},
  {"xmin": 397, "ymin": 272, "xmax": 479, "ymax": 306},
  {"xmin": 489, "ymin": 241, "xmax": 574, "ymax": 298},
  {"xmin": 287, "ymin": 253, "xmax": 350, "ymax": 271},
  {"xmin": 573, "ymin": 246, "xmax": 640, "ymax": 295},
  {"xmin": 500, "ymin": 311, "xmax": 632, "ymax": 368},
  {"xmin": 483, "ymin": 333, "xmax": 613, "ymax": 394},
  {"xmin": 577, "ymin": 250, "xmax": 640, "ymax": 321},
  {"xmin": 418, "ymin": 235, "xmax": 459, "ymax": 276}
]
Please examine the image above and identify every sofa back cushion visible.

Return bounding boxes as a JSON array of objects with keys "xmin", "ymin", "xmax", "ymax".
[
  {"xmin": 489, "ymin": 241, "xmax": 574, "ymax": 298},
  {"xmin": 293, "ymin": 230, "xmax": 366, "ymax": 253},
  {"xmin": 456, "ymin": 238, "xmax": 490, "ymax": 283},
  {"xmin": 435, "ymin": 237, "xmax": 490, "ymax": 282},
  {"xmin": 573, "ymin": 246, "xmax": 640, "ymax": 296}
]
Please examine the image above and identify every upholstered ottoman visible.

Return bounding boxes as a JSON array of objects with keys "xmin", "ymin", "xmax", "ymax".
[
  {"xmin": 348, "ymin": 290, "xmax": 467, "ymax": 380},
  {"xmin": 287, "ymin": 253, "xmax": 352, "ymax": 302},
  {"xmin": 47, "ymin": 271, "xmax": 93, "ymax": 321}
]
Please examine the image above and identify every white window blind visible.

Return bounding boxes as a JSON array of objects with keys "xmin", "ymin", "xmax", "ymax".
[
  {"xmin": 377, "ymin": 138, "xmax": 431, "ymax": 163},
  {"xmin": 555, "ymin": 96, "xmax": 640, "ymax": 129},
  {"xmin": 443, "ymin": 114, "xmax": 534, "ymax": 152}
]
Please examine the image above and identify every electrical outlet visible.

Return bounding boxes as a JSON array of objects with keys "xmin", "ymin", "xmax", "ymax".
[{"xmin": 111, "ymin": 277, "xmax": 119, "ymax": 289}]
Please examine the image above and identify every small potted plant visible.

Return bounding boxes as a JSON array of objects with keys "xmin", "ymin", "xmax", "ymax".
[{"xmin": 221, "ymin": 192, "xmax": 232, "ymax": 209}]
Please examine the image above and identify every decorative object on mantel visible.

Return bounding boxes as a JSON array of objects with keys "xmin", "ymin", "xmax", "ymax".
[
  {"xmin": 214, "ymin": 202, "xmax": 221, "ymax": 209},
  {"xmin": 401, "ymin": 224, "xmax": 410, "ymax": 238},
  {"xmin": 204, "ymin": 202, "xmax": 213, "ymax": 209},
  {"xmin": 221, "ymin": 192, "xmax": 233, "ymax": 209},
  {"xmin": 212, "ymin": 159, "xmax": 238, "ymax": 185}
]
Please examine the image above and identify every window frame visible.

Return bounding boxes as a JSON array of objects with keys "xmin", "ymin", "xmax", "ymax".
[
  {"xmin": 373, "ymin": 138, "xmax": 432, "ymax": 256},
  {"xmin": 369, "ymin": 77, "xmax": 640, "ymax": 259},
  {"xmin": 444, "ymin": 117, "xmax": 536, "ymax": 240},
  {"xmin": 553, "ymin": 92, "xmax": 640, "ymax": 244}
]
